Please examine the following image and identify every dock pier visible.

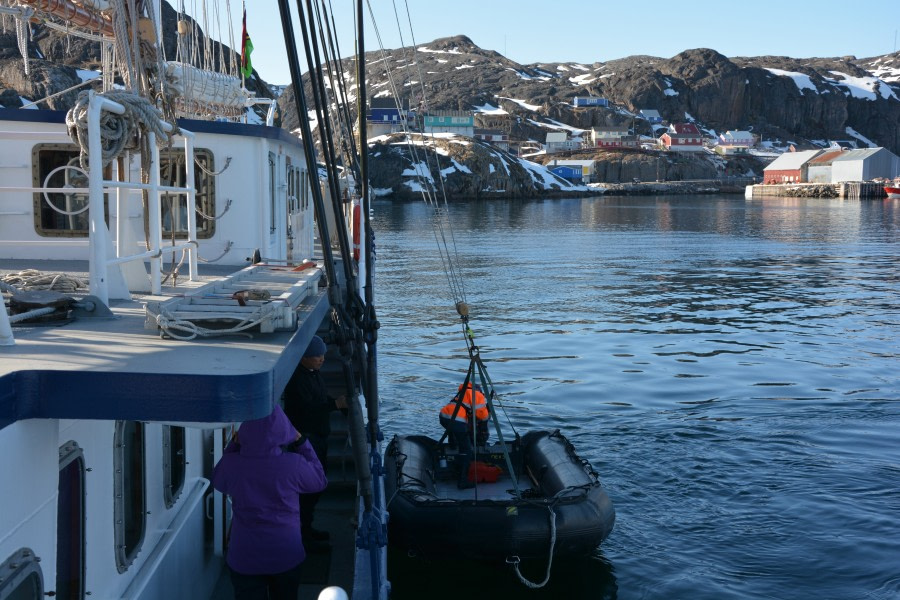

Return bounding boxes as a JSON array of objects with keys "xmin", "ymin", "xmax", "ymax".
[{"xmin": 745, "ymin": 182, "xmax": 887, "ymax": 199}]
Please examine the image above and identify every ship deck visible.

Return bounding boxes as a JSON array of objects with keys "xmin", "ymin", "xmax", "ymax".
[{"xmin": 0, "ymin": 259, "xmax": 328, "ymax": 427}]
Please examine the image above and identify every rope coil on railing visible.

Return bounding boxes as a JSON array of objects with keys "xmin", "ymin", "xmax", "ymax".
[{"xmin": 65, "ymin": 89, "xmax": 173, "ymax": 171}]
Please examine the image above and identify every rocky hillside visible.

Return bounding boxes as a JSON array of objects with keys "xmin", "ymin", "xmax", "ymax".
[
  {"xmin": 368, "ymin": 132, "xmax": 582, "ymax": 200},
  {"xmin": 280, "ymin": 36, "xmax": 900, "ymax": 155},
  {"xmin": 4, "ymin": 16, "xmax": 899, "ymax": 195}
]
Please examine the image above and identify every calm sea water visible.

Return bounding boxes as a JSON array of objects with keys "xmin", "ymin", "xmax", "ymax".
[{"xmin": 371, "ymin": 195, "xmax": 900, "ymax": 600}]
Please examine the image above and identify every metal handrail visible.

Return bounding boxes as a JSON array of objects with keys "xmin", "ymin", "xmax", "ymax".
[{"xmin": 82, "ymin": 91, "xmax": 199, "ymax": 304}]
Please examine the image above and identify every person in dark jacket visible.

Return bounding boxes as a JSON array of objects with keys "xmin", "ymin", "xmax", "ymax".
[
  {"xmin": 284, "ymin": 335, "xmax": 347, "ymax": 551},
  {"xmin": 211, "ymin": 404, "xmax": 326, "ymax": 600}
]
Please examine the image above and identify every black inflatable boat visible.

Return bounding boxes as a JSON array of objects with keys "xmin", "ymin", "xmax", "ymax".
[{"xmin": 384, "ymin": 430, "xmax": 615, "ymax": 561}]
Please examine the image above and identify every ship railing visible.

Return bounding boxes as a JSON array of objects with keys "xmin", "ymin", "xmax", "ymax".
[
  {"xmin": 0, "ymin": 93, "xmax": 200, "ymax": 308},
  {"xmin": 0, "ymin": 291, "xmax": 13, "ymax": 346},
  {"xmin": 83, "ymin": 92, "xmax": 198, "ymax": 306}
]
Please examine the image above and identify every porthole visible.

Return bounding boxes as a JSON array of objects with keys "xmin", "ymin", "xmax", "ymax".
[
  {"xmin": 57, "ymin": 441, "xmax": 85, "ymax": 600},
  {"xmin": 114, "ymin": 421, "xmax": 145, "ymax": 573},
  {"xmin": 163, "ymin": 425, "xmax": 186, "ymax": 509},
  {"xmin": 0, "ymin": 548, "xmax": 43, "ymax": 600}
]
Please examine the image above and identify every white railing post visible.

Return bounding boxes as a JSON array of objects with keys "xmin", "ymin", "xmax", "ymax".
[
  {"xmin": 148, "ymin": 131, "xmax": 162, "ymax": 294},
  {"xmin": 0, "ymin": 298, "xmax": 14, "ymax": 346},
  {"xmin": 114, "ymin": 154, "xmax": 126, "ymax": 258},
  {"xmin": 182, "ymin": 131, "xmax": 198, "ymax": 280},
  {"xmin": 87, "ymin": 91, "xmax": 125, "ymax": 307}
]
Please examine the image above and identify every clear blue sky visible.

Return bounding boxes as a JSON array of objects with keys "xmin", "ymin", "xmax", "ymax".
[{"xmin": 219, "ymin": 0, "xmax": 900, "ymax": 85}]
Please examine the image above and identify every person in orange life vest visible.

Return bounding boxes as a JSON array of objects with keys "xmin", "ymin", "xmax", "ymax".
[{"xmin": 439, "ymin": 382, "xmax": 490, "ymax": 489}]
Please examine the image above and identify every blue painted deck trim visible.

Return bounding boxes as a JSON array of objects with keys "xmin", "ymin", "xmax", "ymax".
[
  {"xmin": 0, "ymin": 108, "xmax": 301, "ymax": 149},
  {"xmin": 0, "ymin": 293, "xmax": 330, "ymax": 430}
]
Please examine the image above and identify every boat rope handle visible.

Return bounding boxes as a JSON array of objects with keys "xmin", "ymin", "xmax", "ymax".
[
  {"xmin": 194, "ymin": 156, "xmax": 232, "ymax": 177},
  {"xmin": 197, "ymin": 241, "xmax": 234, "ymax": 264},
  {"xmin": 195, "ymin": 198, "xmax": 233, "ymax": 221},
  {"xmin": 507, "ymin": 505, "xmax": 558, "ymax": 589}
]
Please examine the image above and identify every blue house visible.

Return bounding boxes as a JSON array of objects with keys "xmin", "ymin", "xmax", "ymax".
[
  {"xmin": 573, "ymin": 96, "xmax": 609, "ymax": 108},
  {"xmin": 367, "ymin": 97, "xmax": 409, "ymax": 136},
  {"xmin": 550, "ymin": 165, "xmax": 583, "ymax": 181}
]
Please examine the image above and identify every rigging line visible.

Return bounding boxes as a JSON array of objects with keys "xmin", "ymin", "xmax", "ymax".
[
  {"xmin": 382, "ymin": 0, "xmax": 466, "ymax": 304},
  {"xmin": 355, "ymin": 0, "xmax": 381, "ymax": 442},
  {"xmin": 311, "ymin": 0, "xmax": 357, "ymax": 183},
  {"xmin": 19, "ymin": 75, "xmax": 100, "ymax": 109},
  {"xmin": 276, "ymin": 0, "xmax": 340, "ymax": 297},
  {"xmin": 324, "ymin": 0, "xmax": 361, "ymax": 175},
  {"xmin": 384, "ymin": 0, "xmax": 453, "ymax": 223},
  {"xmin": 362, "ymin": 4, "xmax": 467, "ymax": 309},
  {"xmin": 297, "ymin": 0, "xmax": 357, "ymax": 297},
  {"xmin": 362, "ymin": 15, "xmax": 464, "ymax": 304},
  {"xmin": 401, "ymin": 0, "xmax": 468, "ymax": 293},
  {"xmin": 320, "ymin": 1, "xmax": 362, "ymax": 188},
  {"xmin": 363, "ymin": 16, "xmax": 443, "ymax": 218},
  {"xmin": 225, "ymin": 0, "xmax": 236, "ymax": 78}
]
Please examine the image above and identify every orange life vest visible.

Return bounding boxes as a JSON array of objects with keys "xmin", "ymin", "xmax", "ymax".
[{"xmin": 439, "ymin": 384, "xmax": 489, "ymax": 424}]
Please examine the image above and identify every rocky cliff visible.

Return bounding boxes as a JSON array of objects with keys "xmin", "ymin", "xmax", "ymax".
[
  {"xmin": 368, "ymin": 132, "xmax": 581, "ymax": 200},
  {"xmin": 279, "ymin": 36, "xmax": 900, "ymax": 156},
  {"xmin": 3, "ymin": 18, "xmax": 898, "ymax": 195}
]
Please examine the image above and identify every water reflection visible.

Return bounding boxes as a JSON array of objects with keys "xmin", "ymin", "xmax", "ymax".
[{"xmin": 373, "ymin": 195, "xmax": 900, "ymax": 600}]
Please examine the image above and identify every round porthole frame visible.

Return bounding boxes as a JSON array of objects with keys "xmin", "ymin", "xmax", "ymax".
[{"xmin": 0, "ymin": 547, "xmax": 44, "ymax": 599}]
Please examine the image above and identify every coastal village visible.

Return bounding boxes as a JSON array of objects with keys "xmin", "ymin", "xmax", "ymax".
[{"xmin": 364, "ymin": 93, "xmax": 900, "ymax": 199}]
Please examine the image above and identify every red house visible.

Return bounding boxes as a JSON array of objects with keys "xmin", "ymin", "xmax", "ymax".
[
  {"xmin": 762, "ymin": 149, "xmax": 824, "ymax": 184},
  {"xmin": 660, "ymin": 123, "xmax": 704, "ymax": 152}
]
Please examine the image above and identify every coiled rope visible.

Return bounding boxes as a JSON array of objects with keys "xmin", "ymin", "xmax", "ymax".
[
  {"xmin": 154, "ymin": 309, "xmax": 273, "ymax": 341},
  {"xmin": 1, "ymin": 270, "xmax": 88, "ymax": 293},
  {"xmin": 65, "ymin": 89, "xmax": 171, "ymax": 171}
]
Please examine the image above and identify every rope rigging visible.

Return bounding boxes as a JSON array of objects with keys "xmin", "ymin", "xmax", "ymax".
[
  {"xmin": 371, "ymin": 10, "xmax": 563, "ymax": 582},
  {"xmin": 364, "ymin": 0, "xmax": 467, "ymax": 309}
]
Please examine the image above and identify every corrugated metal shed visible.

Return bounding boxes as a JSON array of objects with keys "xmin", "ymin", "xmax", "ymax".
[
  {"xmin": 807, "ymin": 150, "xmax": 846, "ymax": 183},
  {"xmin": 808, "ymin": 150, "xmax": 846, "ymax": 165},
  {"xmin": 831, "ymin": 147, "xmax": 900, "ymax": 182},
  {"xmin": 763, "ymin": 150, "xmax": 824, "ymax": 171}
]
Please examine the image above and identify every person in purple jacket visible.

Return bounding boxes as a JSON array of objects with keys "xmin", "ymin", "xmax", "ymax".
[{"xmin": 212, "ymin": 404, "xmax": 327, "ymax": 600}]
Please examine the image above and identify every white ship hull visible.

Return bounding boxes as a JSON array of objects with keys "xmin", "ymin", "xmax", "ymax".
[{"xmin": 0, "ymin": 107, "xmax": 381, "ymax": 600}]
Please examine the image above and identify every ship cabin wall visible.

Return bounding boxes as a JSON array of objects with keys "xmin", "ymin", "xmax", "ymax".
[
  {"xmin": 0, "ymin": 419, "xmax": 59, "ymax": 581},
  {"xmin": 0, "ymin": 112, "xmax": 315, "ymax": 269},
  {"xmin": 0, "ymin": 417, "xmax": 225, "ymax": 599}
]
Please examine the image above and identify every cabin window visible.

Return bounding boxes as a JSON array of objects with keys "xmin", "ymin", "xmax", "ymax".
[
  {"xmin": 286, "ymin": 158, "xmax": 295, "ymax": 212},
  {"xmin": 57, "ymin": 442, "xmax": 85, "ymax": 600},
  {"xmin": 159, "ymin": 148, "xmax": 217, "ymax": 239},
  {"xmin": 32, "ymin": 144, "xmax": 109, "ymax": 237},
  {"xmin": 269, "ymin": 152, "xmax": 277, "ymax": 234},
  {"xmin": 301, "ymin": 168, "xmax": 309, "ymax": 211},
  {"xmin": 0, "ymin": 548, "xmax": 43, "ymax": 600},
  {"xmin": 163, "ymin": 425, "xmax": 186, "ymax": 509},
  {"xmin": 287, "ymin": 162, "xmax": 307, "ymax": 215},
  {"xmin": 114, "ymin": 421, "xmax": 146, "ymax": 573},
  {"xmin": 32, "ymin": 146, "xmax": 216, "ymax": 239}
]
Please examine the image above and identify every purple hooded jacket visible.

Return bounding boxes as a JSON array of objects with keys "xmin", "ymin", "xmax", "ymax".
[{"xmin": 211, "ymin": 405, "xmax": 327, "ymax": 574}]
